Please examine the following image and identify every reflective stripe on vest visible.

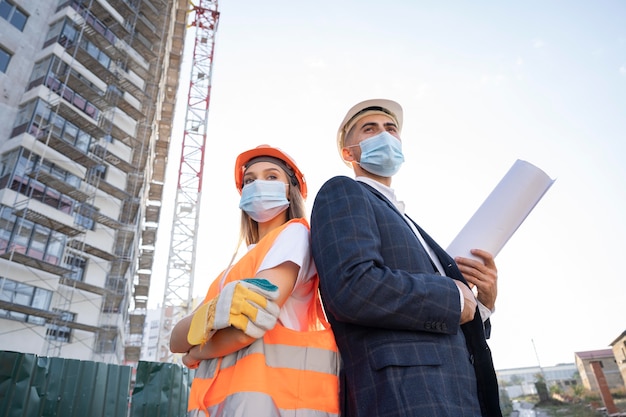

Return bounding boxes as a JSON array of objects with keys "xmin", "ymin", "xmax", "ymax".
[{"xmin": 187, "ymin": 218, "xmax": 339, "ymax": 417}]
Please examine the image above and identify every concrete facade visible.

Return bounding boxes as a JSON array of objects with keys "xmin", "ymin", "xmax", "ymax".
[
  {"xmin": 610, "ymin": 330, "xmax": 626, "ymax": 389},
  {"xmin": 0, "ymin": 0, "xmax": 185, "ymax": 364},
  {"xmin": 575, "ymin": 349, "xmax": 625, "ymax": 392}
]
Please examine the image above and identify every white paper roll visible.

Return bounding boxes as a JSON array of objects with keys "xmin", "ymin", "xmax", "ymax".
[{"xmin": 446, "ymin": 159, "xmax": 555, "ymax": 260}]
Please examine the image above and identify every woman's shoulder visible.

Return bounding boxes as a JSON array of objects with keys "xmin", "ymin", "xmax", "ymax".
[{"xmin": 279, "ymin": 220, "xmax": 309, "ymax": 238}]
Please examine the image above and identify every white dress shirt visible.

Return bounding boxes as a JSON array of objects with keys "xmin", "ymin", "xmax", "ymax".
[{"xmin": 356, "ymin": 176, "xmax": 493, "ymax": 322}]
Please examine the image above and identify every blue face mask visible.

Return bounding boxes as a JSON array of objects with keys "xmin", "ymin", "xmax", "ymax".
[
  {"xmin": 239, "ymin": 180, "xmax": 290, "ymax": 223},
  {"xmin": 356, "ymin": 131, "xmax": 405, "ymax": 177}
]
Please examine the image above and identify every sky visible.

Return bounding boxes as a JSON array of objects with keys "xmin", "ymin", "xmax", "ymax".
[{"xmin": 149, "ymin": 0, "xmax": 626, "ymax": 371}]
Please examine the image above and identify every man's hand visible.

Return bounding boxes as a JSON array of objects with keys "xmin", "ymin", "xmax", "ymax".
[
  {"xmin": 454, "ymin": 280, "xmax": 477, "ymax": 324},
  {"xmin": 455, "ymin": 249, "xmax": 498, "ymax": 311}
]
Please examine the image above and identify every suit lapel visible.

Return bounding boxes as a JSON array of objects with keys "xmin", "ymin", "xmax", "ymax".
[{"xmin": 406, "ymin": 215, "xmax": 468, "ymax": 285}]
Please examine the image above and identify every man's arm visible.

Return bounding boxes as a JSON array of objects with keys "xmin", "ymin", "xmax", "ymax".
[{"xmin": 310, "ymin": 176, "xmax": 462, "ymax": 334}]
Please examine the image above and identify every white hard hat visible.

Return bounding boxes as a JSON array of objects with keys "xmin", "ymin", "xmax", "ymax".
[{"xmin": 336, "ymin": 99, "xmax": 403, "ymax": 166}]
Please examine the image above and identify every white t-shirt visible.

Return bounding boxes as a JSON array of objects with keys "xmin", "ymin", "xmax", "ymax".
[{"xmin": 250, "ymin": 222, "xmax": 317, "ymax": 331}]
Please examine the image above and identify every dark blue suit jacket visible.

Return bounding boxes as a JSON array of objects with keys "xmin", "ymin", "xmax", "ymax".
[{"xmin": 311, "ymin": 176, "xmax": 501, "ymax": 417}]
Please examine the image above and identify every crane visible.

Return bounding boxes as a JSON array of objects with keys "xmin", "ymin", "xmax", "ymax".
[{"xmin": 156, "ymin": 0, "xmax": 220, "ymax": 363}]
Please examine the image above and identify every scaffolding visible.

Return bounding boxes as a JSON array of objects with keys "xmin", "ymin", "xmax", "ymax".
[{"xmin": 0, "ymin": 0, "xmax": 185, "ymax": 364}]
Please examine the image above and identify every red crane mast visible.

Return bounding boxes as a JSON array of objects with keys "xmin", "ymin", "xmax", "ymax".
[{"xmin": 157, "ymin": 0, "xmax": 220, "ymax": 363}]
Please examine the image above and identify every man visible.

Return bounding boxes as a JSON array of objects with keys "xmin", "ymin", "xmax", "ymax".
[{"xmin": 310, "ymin": 99, "xmax": 502, "ymax": 417}]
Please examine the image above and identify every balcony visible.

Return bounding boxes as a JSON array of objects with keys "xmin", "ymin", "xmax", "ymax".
[
  {"xmin": 71, "ymin": 0, "xmax": 132, "ymax": 42},
  {"xmin": 0, "ymin": 251, "xmax": 71, "ymax": 276},
  {"xmin": 0, "ymin": 300, "xmax": 102, "ymax": 333},
  {"xmin": 116, "ymin": 76, "xmax": 146, "ymax": 102},
  {"xmin": 90, "ymin": 144, "xmax": 136, "ymax": 174},
  {"xmin": 106, "ymin": 0, "xmax": 139, "ymax": 20},
  {"xmin": 58, "ymin": 275, "xmax": 109, "ymax": 296},
  {"xmin": 67, "ymin": 239, "xmax": 116, "ymax": 262},
  {"xmin": 85, "ymin": 176, "xmax": 131, "ymax": 202},
  {"xmin": 144, "ymin": 204, "xmax": 160, "ymax": 224},
  {"xmin": 13, "ymin": 207, "xmax": 82, "ymax": 237},
  {"xmin": 128, "ymin": 313, "xmax": 145, "ymax": 334},
  {"xmin": 120, "ymin": 199, "xmax": 140, "ymax": 226},
  {"xmin": 54, "ymin": 101, "xmax": 107, "ymax": 142},
  {"xmin": 65, "ymin": 41, "xmax": 117, "ymax": 85},
  {"xmin": 134, "ymin": 14, "xmax": 159, "ymax": 44},
  {"xmin": 30, "ymin": 124, "xmax": 99, "ymax": 170},
  {"xmin": 26, "ymin": 170, "xmax": 90, "ymax": 203},
  {"xmin": 108, "ymin": 261, "xmax": 132, "ymax": 280}
]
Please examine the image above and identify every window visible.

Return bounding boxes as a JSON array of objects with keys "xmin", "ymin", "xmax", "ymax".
[
  {"xmin": 64, "ymin": 254, "xmax": 87, "ymax": 282},
  {"xmin": 75, "ymin": 203, "xmax": 96, "ymax": 230},
  {"xmin": 0, "ymin": 277, "xmax": 52, "ymax": 325},
  {"xmin": 88, "ymin": 164, "xmax": 107, "ymax": 181},
  {"xmin": 0, "ymin": 207, "xmax": 15, "ymax": 252},
  {"xmin": 27, "ymin": 57, "xmax": 52, "ymax": 88},
  {"xmin": 0, "ymin": 46, "xmax": 10, "ymax": 73},
  {"xmin": 0, "ymin": 0, "xmax": 28, "ymax": 31},
  {"xmin": 59, "ymin": 21, "xmax": 78, "ymax": 47},
  {"xmin": 27, "ymin": 224, "xmax": 49, "ymax": 260},
  {"xmin": 0, "ymin": 204, "xmax": 66, "ymax": 264},
  {"xmin": 95, "ymin": 327, "xmax": 118, "ymax": 353},
  {"xmin": 46, "ymin": 310, "xmax": 75, "ymax": 342}
]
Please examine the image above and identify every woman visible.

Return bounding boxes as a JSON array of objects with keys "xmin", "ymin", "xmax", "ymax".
[{"xmin": 170, "ymin": 145, "xmax": 339, "ymax": 417}]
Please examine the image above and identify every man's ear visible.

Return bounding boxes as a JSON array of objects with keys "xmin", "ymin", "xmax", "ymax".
[{"xmin": 342, "ymin": 147, "xmax": 356, "ymax": 164}]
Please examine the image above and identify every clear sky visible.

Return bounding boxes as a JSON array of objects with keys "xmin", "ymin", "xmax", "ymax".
[{"xmin": 150, "ymin": 0, "xmax": 626, "ymax": 371}]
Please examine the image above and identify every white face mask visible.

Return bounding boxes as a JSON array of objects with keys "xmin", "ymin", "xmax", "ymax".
[
  {"xmin": 355, "ymin": 131, "xmax": 404, "ymax": 177},
  {"xmin": 238, "ymin": 180, "xmax": 290, "ymax": 223}
]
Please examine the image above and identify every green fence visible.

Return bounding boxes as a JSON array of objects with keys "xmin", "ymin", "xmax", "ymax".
[{"xmin": 0, "ymin": 351, "xmax": 193, "ymax": 417}]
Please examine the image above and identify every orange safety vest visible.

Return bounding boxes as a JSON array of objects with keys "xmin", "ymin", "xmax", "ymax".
[{"xmin": 188, "ymin": 218, "xmax": 340, "ymax": 417}]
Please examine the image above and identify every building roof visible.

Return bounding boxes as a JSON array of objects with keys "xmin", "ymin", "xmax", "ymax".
[
  {"xmin": 609, "ymin": 329, "xmax": 626, "ymax": 346},
  {"xmin": 574, "ymin": 349, "xmax": 614, "ymax": 360}
]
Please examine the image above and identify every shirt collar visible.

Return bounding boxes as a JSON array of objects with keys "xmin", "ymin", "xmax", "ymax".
[{"xmin": 356, "ymin": 176, "xmax": 406, "ymax": 214}]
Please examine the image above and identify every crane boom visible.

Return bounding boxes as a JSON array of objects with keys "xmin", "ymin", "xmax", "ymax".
[{"xmin": 157, "ymin": 0, "xmax": 220, "ymax": 363}]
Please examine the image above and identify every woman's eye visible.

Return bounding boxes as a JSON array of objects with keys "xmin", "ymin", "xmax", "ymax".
[
  {"xmin": 243, "ymin": 178, "xmax": 254, "ymax": 185},
  {"xmin": 266, "ymin": 175, "xmax": 278, "ymax": 180}
]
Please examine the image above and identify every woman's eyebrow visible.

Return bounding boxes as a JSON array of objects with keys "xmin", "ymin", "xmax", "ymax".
[
  {"xmin": 244, "ymin": 167, "xmax": 281, "ymax": 177},
  {"xmin": 262, "ymin": 167, "xmax": 282, "ymax": 174}
]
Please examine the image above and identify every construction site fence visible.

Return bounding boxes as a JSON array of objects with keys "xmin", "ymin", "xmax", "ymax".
[{"xmin": 0, "ymin": 351, "xmax": 194, "ymax": 417}]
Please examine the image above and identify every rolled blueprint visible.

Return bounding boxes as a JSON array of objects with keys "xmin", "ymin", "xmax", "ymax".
[{"xmin": 446, "ymin": 159, "xmax": 555, "ymax": 260}]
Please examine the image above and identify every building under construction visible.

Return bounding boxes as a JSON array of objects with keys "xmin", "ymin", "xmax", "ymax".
[{"xmin": 0, "ymin": 0, "xmax": 187, "ymax": 364}]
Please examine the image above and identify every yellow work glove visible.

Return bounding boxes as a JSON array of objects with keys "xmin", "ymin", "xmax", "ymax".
[{"xmin": 187, "ymin": 278, "xmax": 280, "ymax": 345}]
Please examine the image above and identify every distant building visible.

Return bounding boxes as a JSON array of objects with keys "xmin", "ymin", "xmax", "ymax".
[
  {"xmin": 610, "ymin": 330, "xmax": 626, "ymax": 388},
  {"xmin": 140, "ymin": 296, "xmax": 203, "ymax": 364},
  {"xmin": 140, "ymin": 308, "xmax": 161, "ymax": 362},
  {"xmin": 496, "ymin": 363, "xmax": 578, "ymax": 399},
  {"xmin": 575, "ymin": 349, "xmax": 624, "ymax": 391}
]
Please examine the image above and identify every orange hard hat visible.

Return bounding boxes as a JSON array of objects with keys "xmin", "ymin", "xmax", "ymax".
[{"xmin": 234, "ymin": 145, "xmax": 308, "ymax": 199}]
